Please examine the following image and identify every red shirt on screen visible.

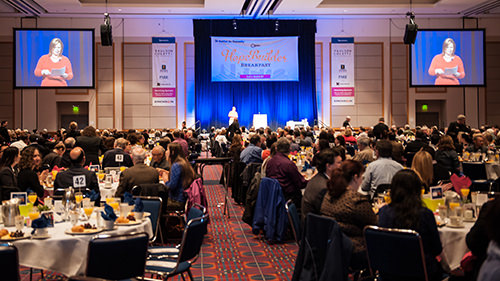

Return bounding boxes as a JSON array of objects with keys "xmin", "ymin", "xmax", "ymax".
[
  {"xmin": 34, "ymin": 55, "xmax": 73, "ymax": 87},
  {"xmin": 428, "ymin": 55, "xmax": 465, "ymax": 85}
]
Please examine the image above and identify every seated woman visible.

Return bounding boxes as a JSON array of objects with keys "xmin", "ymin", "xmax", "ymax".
[
  {"xmin": 320, "ymin": 160, "xmax": 377, "ymax": 269},
  {"xmin": 17, "ymin": 146, "xmax": 48, "ymax": 199},
  {"xmin": 0, "ymin": 147, "xmax": 20, "ymax": 200},
  {"xmin": 435, "ymin": 135, "xmax": 460, "ymax": 180},
  {"xmin": 411, "ymin": 150, "xmax": 434, "ymax": 192},
  {"xmin": 378, "ymin": 169, "xmax": 443, "ymax": 281},
  {"xmin": 159, "ymin": 142, "xmax": 196, "ymax": 211}
]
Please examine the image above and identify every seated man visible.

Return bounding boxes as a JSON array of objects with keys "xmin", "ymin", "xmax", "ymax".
[
  {"xmin": 240, "ymin": 134, "xmax": 263, "ymax": 164},
  {"xmin": 54, "ymin": 147, "xmax": 100, "ymax": 201},
  {"xmin": 59, "ymin": 137, "xmax": 76, "ymax": 168},
  {"xmin": 301, "ymin": 149, "xmax": 342, "ymax": 221},
  {"xmin": 116, "ymin": 147, "xmax": 159, "ymax": 197},
  {"xmin": 102, "ymin": 138, "xmax": 133, "ymax": 169},
  {"xmin": 353, "ymin": 137, "xmax": 374, "ymax": 164},
  {"xmin": 466, "ymin": 134, "xmax": 488, "ymax": 154},
  {"xmin": 359, "ymin": 140, "xmax": 404, "ymax": 199},
  {"xmin": 266, "ymin": 138, "xmax": 308, "ymax": 209},
  {"xmin": 150, "ymin": 145, "xmax": 170, "ymax": 170}
]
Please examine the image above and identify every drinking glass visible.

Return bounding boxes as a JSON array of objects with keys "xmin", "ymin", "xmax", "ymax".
[
  {"xmin": 69, "ymin": 210, "xmax": 79, "ymax": 226},
  {"xmin": 28, "ymin": 192, "xmax": 37, "ymax": 204},
  {"xmin": 28, "ymin": 211, "xmax": 40, "ymax": 222},
  {"xmin": 75, "ymin": 192, "xmax": 83, "ymax": 206},
  {"xmin": 83, "ymin": 201, "xmax": 94, "ymax": 220},
  {"xmin": 109, "ymin": 198, "xmax": 120, "ymax": 213},
  {"xmin": 15, "ymin": 215, "xmax": 24, "ymax": 231},
  {"xmin": 97, "ymin": 171, "xmax": 105, "ymax": 183}
]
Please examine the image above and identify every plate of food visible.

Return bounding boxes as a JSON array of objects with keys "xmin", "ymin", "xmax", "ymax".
[
  {"xmin": 65, "ymin": 224, "xmax": 102, "ymax": 235},
  {"xmin": 0, "ymin": 229, "xmax": 30, "ymax": 241},
  {"xmin": 115, "ymin": 216, "xmax": 142, "ymax": 226}
]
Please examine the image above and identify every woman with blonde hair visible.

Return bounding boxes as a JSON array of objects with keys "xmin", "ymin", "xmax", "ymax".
[
  {"xmin": 411, "ymin": 150, "xmax": 434, "ymax": 192},
  {"xmin": 34, "ymin": 38, "xmax": 74, "ymax": 86}
]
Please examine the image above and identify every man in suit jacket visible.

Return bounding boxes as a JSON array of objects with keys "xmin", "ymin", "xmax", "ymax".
[
  {"xmin": 116, "ymin": 147, "xmax": 159, "ymax": 197},
  {"xmin": 372, "ymin": 117, "xmax": 389, "ymax": 140},
  {"xmin": 102, "ymin": 138, "xmax": 133, "ymax": 169},
  {"xmin": 54, "ymin": 147, "xmax": 99, "ymax": 197}
]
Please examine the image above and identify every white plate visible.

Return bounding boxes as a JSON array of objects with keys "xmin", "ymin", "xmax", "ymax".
[
  {"xmin": 115, "ymin": 220, "xmax": 142, "ymax": 226},
  {"xmin": 65, "ymin": 228, "xmax": 103, "ymax": 235},
  {"xmin": 447, "ymin": 224, "xmax": 465, "ymax": 228},
  {"xmin": 31, "ymin": 234, "xmax": 51, "ymax": 240},
  {"xmin": 0, "ymin": 234, "xmax": 31, "ymax": 241}
]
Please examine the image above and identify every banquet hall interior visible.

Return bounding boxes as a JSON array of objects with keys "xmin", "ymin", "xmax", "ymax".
[{"xmin": 1, "ymin": 0, "xmax": 500, "ymax": 280}]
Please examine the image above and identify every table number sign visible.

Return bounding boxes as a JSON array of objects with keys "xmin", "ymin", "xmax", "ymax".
[{"xmin": 73, "ymin": 175, "xmax": 86, "ymax": 188}]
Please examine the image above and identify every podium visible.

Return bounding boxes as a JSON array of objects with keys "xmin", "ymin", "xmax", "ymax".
[{"xmin": 253, "ymin": 114, "xmax": 267, "ymax": 129}]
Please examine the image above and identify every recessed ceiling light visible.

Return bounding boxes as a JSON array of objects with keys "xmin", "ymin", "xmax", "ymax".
[
  {"xmin": 344, "ymin": 9, "xmax": 348, "ymax": 12},
  {"xmin": 118, "ymin": 8, "xmax": 122, "ymax": 12}
]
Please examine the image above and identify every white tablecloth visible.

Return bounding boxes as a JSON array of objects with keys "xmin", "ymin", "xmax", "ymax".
[
  {"xmin": 438, "ymin": 221, "xmax": 474, "ymax": 272},
  {"xmin": 6, "ymin": 216, "xmax": 153, "ymax": 276}
]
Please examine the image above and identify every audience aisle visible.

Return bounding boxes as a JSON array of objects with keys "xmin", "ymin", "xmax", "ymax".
[{"xmin": 20, "ymin": 164, "xmax": 298, "ymax": 281}]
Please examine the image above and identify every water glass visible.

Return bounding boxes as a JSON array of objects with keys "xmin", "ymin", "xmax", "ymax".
[
  {"xmin": 69, "ymin": 210, "xmax": 79, "ymax": 226},
  {"xmin": 15, "ymin": 215, "xmax": 24, "ymax": 231}
]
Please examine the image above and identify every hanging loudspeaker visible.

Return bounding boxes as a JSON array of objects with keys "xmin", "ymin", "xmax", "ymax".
[{"xmin": 100, "ymin": 24, "xmax": 112, "ymax": 46}]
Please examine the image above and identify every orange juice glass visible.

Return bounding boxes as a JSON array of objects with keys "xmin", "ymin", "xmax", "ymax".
[
  {"xmin": 120, "ymin": 166, "xmax": 126, "ymax": 173},
  {"xmin": 75, "ymin": 192, "xmax": 83, "ymax": 204},
  {"xmin": 51, "ymin": 170, "xmax": 58, "ymax": 180},
  {"xmin": 105, "ymin": 197, "xmax": 115, "ymax": 205},
  {"xmin": 28, "ymin": 212, "xmax": 40, "ymax": 221},
  {"xmin": 98, "ymin": 173, "xmax": 105, "ymax": 182},
  {"xmin": 28, "ymin": 193, "xmax": 37, "ymax": 204},
  {"xmin": 110, "ymin": 202, "xmax": 119, "ymax": 211},
  {"xmin": 461, "ymin": 188, "xmax": 470, "ymax": 199},
  {"xmin": 449, "ymin": 202, "xmax": 460, "ymax": 210},
  {"xmin": 84, "ymin": 207, "xmax": 94, "ymax": 217}
]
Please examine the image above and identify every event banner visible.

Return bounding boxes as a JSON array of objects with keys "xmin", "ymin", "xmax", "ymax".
[
  {"xmin": 331, "ymin": 37, "xmax": 355, "ymax": 105},
  {"xmin": 211, "ymin": 36, "xmax": 299, "ymax": 82},
  {"xmin": 152, "ymin": 37, "xmax": 176, "ymax": 107}
]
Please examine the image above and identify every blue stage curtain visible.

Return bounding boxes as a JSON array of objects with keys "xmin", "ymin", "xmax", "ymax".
[{"xmin": 193, "ymin": 19, "xmax": 317, "ymax": 129}]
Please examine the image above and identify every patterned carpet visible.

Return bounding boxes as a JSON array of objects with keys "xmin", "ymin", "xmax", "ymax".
[{"xmin": 20, "ymin": 164, "xmax": 298, "ymax": 281}]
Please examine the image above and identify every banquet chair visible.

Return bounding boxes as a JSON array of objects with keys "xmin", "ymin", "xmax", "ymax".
[
  {"xmin": 285, "ymin": 199, "xmax": 301, "ymax": 245},
  {"xmin": 462, "ymin": 162, "xmax": 493, "ymax": 192},
  {"xmin": 364, "ymin": 225, "xmax": 429, "ymax": 281},
  {"xmin": 84, "ymin": 232, "xmax": 149, "ymax": 280},
  {"xmin": 0, "ymin": 243, "xmax": 20, "ymax": 281},
  {"xmin": 148, "ymin": 203, "xmax": 208, "ymax": 259},
  {"xmin": 135, "ymin": 196, "xmax": 163, "ymax": 244},
  {"xmin": 145, "ymin": 215, "xmax": 209, "ymax": 281}
]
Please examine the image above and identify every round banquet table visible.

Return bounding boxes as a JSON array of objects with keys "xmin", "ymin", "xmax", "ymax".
[
  {"xmin": 438, "ymin": 221, "xmax": 474, "ymax": 272},
  {"xmin": 4, "ymin": 216, "xmax": 153, "ymax": 276}
]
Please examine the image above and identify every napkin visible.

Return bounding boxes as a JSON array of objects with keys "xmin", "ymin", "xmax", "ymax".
[
  {"xmin": 101, "ymin": 204, "xmax": 117, "ymax": 221},
  {"xmin": 133, "ymin": 198, "xmax": 144, "ymax": 212},
  {"xmin": 87, "ymin": 190, "xmax": 99, "ymax": 202},
  {"xmin": 31, "ymin": 215, "xmax": 51, "ymax": 234},
  {"xmin": 123, "ymin": 192, "xmax": 135, "ymax": 205}
]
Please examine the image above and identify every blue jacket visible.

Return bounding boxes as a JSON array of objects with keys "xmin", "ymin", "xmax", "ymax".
[{"xmin": 252, "ymin": 177, "xmax": 287, "ymax": 242}]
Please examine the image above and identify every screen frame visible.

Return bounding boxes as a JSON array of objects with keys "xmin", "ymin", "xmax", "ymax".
[
  {"xmin": 409, "ymin": 28, "xmax": 486, "ymax": 88},
  {"xmin": 13, "ymin": 28, "xmax": 96, "ymax": 89}
]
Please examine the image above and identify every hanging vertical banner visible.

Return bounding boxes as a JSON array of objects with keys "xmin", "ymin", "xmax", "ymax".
[
  {"xmin": 331, "ymin": 37, "xmax": 355, "ymax": 105},
  {"xmin": 152, "ymin": 37, "xmax": 176, "ymax": 107}
]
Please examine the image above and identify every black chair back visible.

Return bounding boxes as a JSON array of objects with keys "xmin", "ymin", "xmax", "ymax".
[
  {"xmin": 132, "ymin": 183, "xmax": 168, "ymax": 214},
  {"xmin": 177, "ymin": 215, "xmax": 209, "ymax": 264},
  {"xmin": 364, "ymin": 226, "xmax": 428, "ymax": 281},
  {"xmin": 86, "ymin": 232, "xmax": 149, "ymax": 280},
  {"xmin": 462, "ymin": 162, "xmax": 488, "ymax": 181},
  {"xmin": 135, "ymin": 196, "xmax": 162, "ymax": 243},
  {"xmin": 373, "ymin": 184, "xmax": 391, "ymax": 199},
  {"xmin": 0, "ymin": 243, "xmax": 20, "ymax": 281},
  {"xmin": 285, "ymin": 199, "xmax": 301, "ymax": 244}
]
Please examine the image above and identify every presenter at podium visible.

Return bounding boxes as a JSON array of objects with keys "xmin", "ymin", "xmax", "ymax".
[
  {"xmin": 228, "ymin": 106, "xmax": 238, "ymax": 125},
  {"xmin": 34, "ymin": 38, "xmax": 73, "ymax": 87}
]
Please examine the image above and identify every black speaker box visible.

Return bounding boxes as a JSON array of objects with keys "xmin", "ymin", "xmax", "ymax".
[
  {"xmin": 404, "ymin": 23, "xmax": 418, "ymax": 45},
  {"xmin": 100, "ymin": 24, "xmax": 113, "ymax": 46}
]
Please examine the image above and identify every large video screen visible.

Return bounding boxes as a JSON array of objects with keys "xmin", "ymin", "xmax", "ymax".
[
  {"xmin": 14, "ymin": 28, "xmax": 95, "ymax": 88},
  {"xmin": 410, "ymin": 29, "xmax": 485, "ymax": 87},
  {"xmin": 211, "ymin": 36, "xmax": 299, "ymax": 82}
]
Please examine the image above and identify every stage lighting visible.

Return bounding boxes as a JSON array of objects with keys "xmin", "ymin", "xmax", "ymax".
[
  {"xmin": 404, "ymin": 11, "xmax": 418, "ymax": 45},
  {"xmin": 233, "ymin": 19, "xmax": 237, "ymax": 30},
  {"xmin": 100, "ymin": 12, "xmax": 112, "ymax": 46},
  {"xmin": 275, "ymin": 20, "xmax": 279, "ymax": 31}
]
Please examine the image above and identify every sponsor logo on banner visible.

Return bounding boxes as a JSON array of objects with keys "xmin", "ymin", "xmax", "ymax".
[
  {"xmin": 211, "ymin": 36, "xmax": 299, "ymax": 82},
  {"xmin": 152, "ymin": 37, "xmax": 176, "ymax": 107},
  {"xmin": 331, "ymin": 37, "xmax": 355, "ymax": 105}
]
